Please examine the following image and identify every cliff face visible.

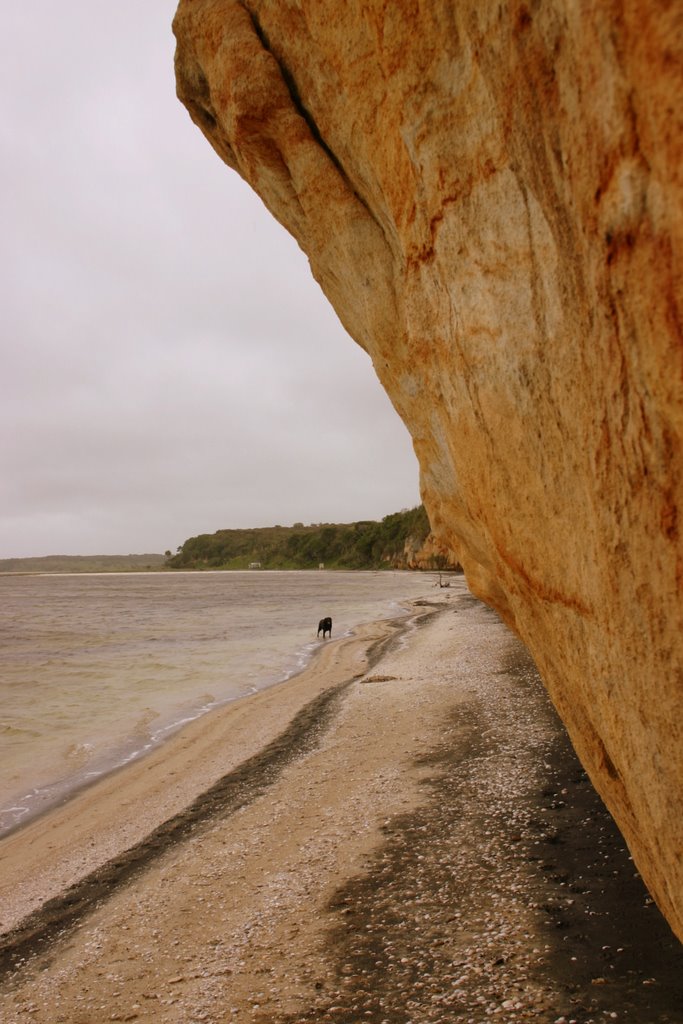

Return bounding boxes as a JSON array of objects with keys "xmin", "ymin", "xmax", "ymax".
[
  {"xmin": 402, "ymin": 532, "xmax": 461, "ymax": 573},
  {"xmin": 173, "ymin": 1, "xmax": 683, "ymax": 939}
]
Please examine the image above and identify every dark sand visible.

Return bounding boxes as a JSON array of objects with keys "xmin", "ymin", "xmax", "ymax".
[
  {"xmin": 293, "ymin": 621, "xmax": 683, "ymax": 1023},
  {"xmin": 0, "ymin": 595, "xmax": 681, "ymax": 1023}
]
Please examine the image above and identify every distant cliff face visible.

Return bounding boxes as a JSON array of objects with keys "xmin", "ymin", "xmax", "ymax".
[
  {"xmin": 402, "ymin": 532, "xmax": 461, "ymax": 573},
  {"xmin": 173, "ymin": 2, "xmax": 683, "ymax": 939}
]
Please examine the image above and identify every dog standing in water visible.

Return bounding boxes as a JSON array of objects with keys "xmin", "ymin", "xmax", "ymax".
[{"xmin": 317, "ymin": 616, "xmax": 332, "ymax": 638}]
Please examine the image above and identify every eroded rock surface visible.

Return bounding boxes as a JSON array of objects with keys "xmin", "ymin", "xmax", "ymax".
[{"xmin": 173, "ymin": 1, "xmax": 683, "ymax": 939}]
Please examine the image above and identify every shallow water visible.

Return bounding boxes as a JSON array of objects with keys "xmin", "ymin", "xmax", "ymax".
[{"xmin": 0, "ymin": 570, "xmax": 439, "ymax": 835}]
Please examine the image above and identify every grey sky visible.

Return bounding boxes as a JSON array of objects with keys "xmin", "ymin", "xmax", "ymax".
[{"xmin": 1, "ymin": 3, "xmax": 420, "ymax": 558}]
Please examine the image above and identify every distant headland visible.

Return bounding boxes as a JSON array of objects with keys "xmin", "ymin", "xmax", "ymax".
[
  {"xmin": 168, "ymin": 505, "xmax": 459, "ymax": 571},
  {"xmin": 0, "ymin": 553, "xmax": 167, "ymax": 575},
  {"xmin": 0, "ymin": 507, "xmax": 460, "ymax": 574}
]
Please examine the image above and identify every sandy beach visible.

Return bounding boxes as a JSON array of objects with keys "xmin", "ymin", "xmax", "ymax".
[{"xmin": 1, "ymin": 593, "xmax": 681, "ymax": 1024}]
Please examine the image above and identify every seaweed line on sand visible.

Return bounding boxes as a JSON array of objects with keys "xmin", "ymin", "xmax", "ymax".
[{"xmin": 0, "ymin": 607, "xmax": 435, "ymax": 984}]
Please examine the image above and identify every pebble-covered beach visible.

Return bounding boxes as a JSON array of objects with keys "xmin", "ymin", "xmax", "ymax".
[{"xmin": 0, "ymin": 593, "xmax": 681, "ymax": 1023}]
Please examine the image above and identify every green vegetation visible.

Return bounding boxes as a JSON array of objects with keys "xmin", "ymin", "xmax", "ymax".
[
  {"xmin": 0, "ymin": 508, "xmax": 456, "ymax": 575},
  {"xmin": 168, "ymin": 506, "xmax": 438, "ymax": 571}
]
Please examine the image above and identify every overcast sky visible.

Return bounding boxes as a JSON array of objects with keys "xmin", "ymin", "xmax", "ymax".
[{"xmin": 1, "ymin": 3, "xmax": 420, "ymax": 558}]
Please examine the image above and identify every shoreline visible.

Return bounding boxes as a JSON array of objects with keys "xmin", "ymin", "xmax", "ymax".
[
  {"xmin": 1, "ymin": 593, "xmax": 682, "ymax": 1022},
  {"xmin": 0, "ymin": 622, "xmax": 338, "ymax": 843},
  {"xmin": 0, "ymin": 600, "xmax": 430, "ymax": 941},
  {"xmin": 1, "ymin": 570, "xmax": 437, "ymax": 840}
]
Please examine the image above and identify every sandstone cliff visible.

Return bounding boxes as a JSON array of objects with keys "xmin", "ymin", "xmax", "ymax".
[
  {"xmin": 402, "ymin": 532, "xmax": 461, "ymax": 573},
  {"xmin": 173, "ymin": 1, "xmax": 683, "ymax": 939}
]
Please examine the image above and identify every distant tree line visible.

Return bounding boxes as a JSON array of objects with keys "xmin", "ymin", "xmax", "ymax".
[
  {"xmin": 167, "ymin": 506, "xmax": 443, "ymax": 571},
  {"xmin": 0, "ymin": 554, "xmax": 167, "ymax": 574}
]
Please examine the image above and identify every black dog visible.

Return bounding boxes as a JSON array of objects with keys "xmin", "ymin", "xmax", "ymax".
[{"xmin": 317, "ymin": 616, "xmax": 332, "ymax": 639}]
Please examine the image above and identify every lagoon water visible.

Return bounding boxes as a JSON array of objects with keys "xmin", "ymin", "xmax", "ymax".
[{"xmin": 0, "ymin": 570, "xmax": 437, "ymax": 836}]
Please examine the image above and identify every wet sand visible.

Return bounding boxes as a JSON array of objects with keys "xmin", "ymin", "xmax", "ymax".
[{"xmin": 0, "ymin": 594, "xmax": 681, "ymax": 1023}]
